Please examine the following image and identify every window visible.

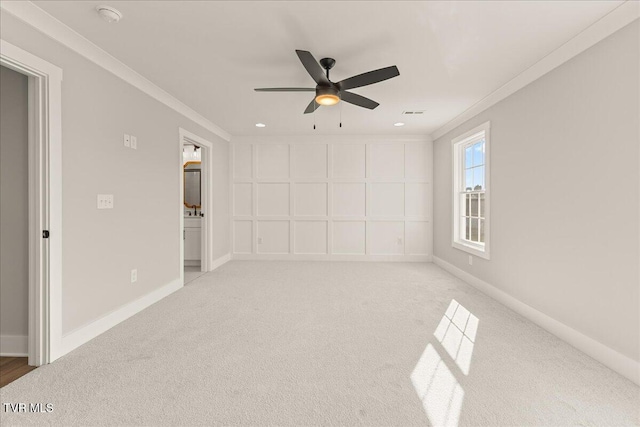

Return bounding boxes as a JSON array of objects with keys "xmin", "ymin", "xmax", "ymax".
[{"xmin": 452, "ymin": 122, "xmax": 490, "ymax": 259}]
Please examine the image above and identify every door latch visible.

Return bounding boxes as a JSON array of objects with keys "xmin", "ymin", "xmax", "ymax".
[{"xmin": 43, "ymin": 230, "xmax": 50, "ymax": 239}]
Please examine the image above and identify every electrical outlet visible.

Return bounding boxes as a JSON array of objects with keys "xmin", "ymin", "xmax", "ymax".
[
  {"xmin": 131, "ymin": 135, "xmax": 137, "ymax": 150},
  {"xmin": 97, "ymin": 194, "xmax": 114, "ymax": 209},
  {"xmin": 468, "ymin": 255, "xmax": 473, "ymax": 265},
  {"xmin": 397, "ymin": 237, "xmax": 403, "ymax": 244},
  {"xmin": 130, "ymin": 269, "xmax": 137, "ymax": 283},
  {"xmin": 123, "ymin": 134, "xmax": 130, "ymax": 148},
  {"xmin": 257, "ymin": 237, "xmax": 263, "ymax": 244}
]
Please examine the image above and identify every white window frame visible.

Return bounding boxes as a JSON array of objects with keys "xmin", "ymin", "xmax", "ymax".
[{"xmin": 451, "ymin": 121, "xmax": 491, "ymax": 260}]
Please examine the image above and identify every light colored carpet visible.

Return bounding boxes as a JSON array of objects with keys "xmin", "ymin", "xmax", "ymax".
[
  {"xmin": 1, "ymin": 262, "xmax": 637, "ymax": 426},
  {"xmin": 184, "ymin": 265, "xmax": 206, "ymax": 285}
]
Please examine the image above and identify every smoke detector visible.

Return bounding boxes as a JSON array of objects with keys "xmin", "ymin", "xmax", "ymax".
[{"xmin": 96, "ymin": 5, "xmax": 122, "ymax": 23}]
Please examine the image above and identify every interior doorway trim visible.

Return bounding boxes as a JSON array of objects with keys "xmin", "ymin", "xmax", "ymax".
[
  {"xmin": 179, "ymin": 128, "xmax": 214, "ymax": 282},
  {"xmin": 0, "ymin": 39, "xmax": 63, "ymax": 365}
]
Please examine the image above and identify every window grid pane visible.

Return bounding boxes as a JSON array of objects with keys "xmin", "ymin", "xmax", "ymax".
[
  {"xmin": 460, "ymin": 190, "xmax": 485, "ymax": 244},
  {"xmin": 456, "ymin": 131, "xmax": 487, "ymax": 249}
]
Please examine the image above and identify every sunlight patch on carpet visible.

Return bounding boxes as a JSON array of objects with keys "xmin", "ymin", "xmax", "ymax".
[{"xmin": 411, "ymin": 299, "xmax": 479, "ymax": 426}]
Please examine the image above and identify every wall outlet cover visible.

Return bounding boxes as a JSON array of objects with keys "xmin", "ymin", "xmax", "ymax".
[
  {"xmin": 97, "ymin": 194, "xmax": 114, "ymax": 209},
  {"xmin": 131, "ymin": 136, "xmax": 137, "ymax": 150},
  {"xmin": 130, "ymin": 269, "xmax": 137, "ymax": 283}
]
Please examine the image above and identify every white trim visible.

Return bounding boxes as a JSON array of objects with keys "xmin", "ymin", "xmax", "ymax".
[
  {"xmin": 432, "ymin": 256, "xmax": 640, "ymax": 386},
  {"xmin": 232, "ymin": 134, "xmax": 429, "ymax": 145},
  {"xmin": 1, "ymin": 1, "xmax": 231, "ymax": 142},
  {"xmin": 233, "ymin": 254, "xmax": 431, "ymax": 262},
  {"xmin": 211, "ymin": 253, "xmax": 231, "ymax": 271},
  {"xmin": 232, "ymin": 138, "xmax": 432, "ymax": 260},
  {"xmin": 60, "ymin": 253, "xmax": 229, "ymax": 355},
  {"xmin": 0, "ymin": 335, "xmax": 29, "ymax": 357},
  {"xmin": 179, "ymin": 128, "xmax": 219, "ymax": 274},
  {"xmin": 430, "ymin": 1, "xmax": 640, "ymax": 140},
  {"xmin": 1, "ymin": 39, "xmax": 63, "ymax": 366},
  {"xmin": 451, "ymin": 122, "xmax": 491, "ymax": 260},
  {"xmin": 60, "ymin": 279, "xmax": 182, "ymax": 355}
]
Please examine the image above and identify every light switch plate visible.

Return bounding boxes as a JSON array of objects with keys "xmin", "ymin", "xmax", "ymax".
[
  {"xmin": 123, "ymin": 134, "xmax": 130, "ymax": 148},
  {"xmin": 97, "ymin": 194, "xmax": 114, "ymax": 209},
  {"xmin": 130, "ymin": 269, "xmax": 137, "ymax": 283},
  {"xmin": 131, "ymin": 136, "xmax": 137, "ymax": 150}
]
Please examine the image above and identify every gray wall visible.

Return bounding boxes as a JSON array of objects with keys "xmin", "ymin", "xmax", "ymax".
[
  {"xmin": 0, "ymin": 66, "xmax": 29, "ymax": 339},
  {"xmin": 1, "ymin": 13, "xmax": 230, "ymax": 335},
  {"xmin": 433, "ymin": 21, "xmax": 639, "ymax": 362}
]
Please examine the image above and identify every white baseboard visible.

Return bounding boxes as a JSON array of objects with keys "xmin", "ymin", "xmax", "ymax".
[
  {"xmin": 210, "ymin": 253, "xmax": 231, "ymax": 270},
  {"xmin": 60, "ymin": 255, "xmax": 230, "ymax": 358},
  {"xmin": 232, "ymin": 253, "xmax": 432, "ymax": 262},
  {"xmin": 432, "ymin": 256, "xmax": 640, "ymax": 386},
  {"xmin": 60, "ymin": 279, "xmax": 183, "ymax": 356},
  {"xmin": 0, "ymin": 335, "xmax": 28, "ymax": 356}
]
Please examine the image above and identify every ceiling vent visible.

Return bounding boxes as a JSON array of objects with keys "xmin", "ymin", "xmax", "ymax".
[{"xmin": 402, "ymin": 110, "xmax": 425, "ymax": 115}]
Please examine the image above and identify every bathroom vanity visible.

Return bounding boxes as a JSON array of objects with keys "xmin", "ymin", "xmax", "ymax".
[{"xmin": 184, "ymin": 216, "xmax": 201, "ymax": 266}]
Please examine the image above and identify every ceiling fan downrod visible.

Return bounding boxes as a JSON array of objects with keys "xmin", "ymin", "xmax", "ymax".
[{"xmin": 319, "ymin": 57, "xmax": 336, "ymax": 80}]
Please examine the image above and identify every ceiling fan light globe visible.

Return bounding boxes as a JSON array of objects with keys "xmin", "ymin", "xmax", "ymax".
[
  {"xmin": 315, "ymin": 94, "xmax": 340, "ymax": 106},
  {"xmin": 315, "ymin": 86, "xmax": 341, "ymax": 106}
]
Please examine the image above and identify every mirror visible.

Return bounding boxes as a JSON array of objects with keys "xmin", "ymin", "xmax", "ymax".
[{"xmin": 184, "ymin": 161, "xmax": 201, "ymax": 208}]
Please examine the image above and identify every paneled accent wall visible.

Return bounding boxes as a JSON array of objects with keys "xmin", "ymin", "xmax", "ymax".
[{"xmin": 232, "ymin": 137, "xmax": 432, "ymax": 260}]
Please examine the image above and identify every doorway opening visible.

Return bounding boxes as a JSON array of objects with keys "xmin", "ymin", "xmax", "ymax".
[
  {"xmin": 179, "ymin": 128, "xmax": 214, "ymax": 285},
  {"xmin": 0, "ymin": 40, "xmax": 63, "ymax": 382}
]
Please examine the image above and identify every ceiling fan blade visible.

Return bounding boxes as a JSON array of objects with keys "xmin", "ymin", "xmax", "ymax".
[
  {"xmin": 296, "ymin": 50, "xmax": 330, "ymax": 86},
  {"xmin": 338, "ymin": 66, "xmax": 399, "ymax": 91},
  {"xmin": 303, "ymin": 98, "xmax": 322, "ymax": 114},
  {"xmin": 340, "ymin": 91, "xmax": 379, "ymax": 110},
  {"xmin": 254, "ymin": 88, "xmax": 315, "ymax": 92}
]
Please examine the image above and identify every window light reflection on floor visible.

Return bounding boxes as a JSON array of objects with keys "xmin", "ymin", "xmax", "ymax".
[
  {"xmin": 411, "ymin": 300, "xmax": 479, "ymax": 427},
  {"xmin": 411, "ymin": 344, "xmax": 465, "ymax": 427}
]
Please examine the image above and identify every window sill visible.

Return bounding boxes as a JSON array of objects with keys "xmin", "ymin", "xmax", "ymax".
[{"xmin": 452, "ymin": 240, "xmax": 490, "ymax": 260}]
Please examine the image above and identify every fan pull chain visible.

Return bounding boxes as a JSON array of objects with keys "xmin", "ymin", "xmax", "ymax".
[
  {"xmin": 339, "ymin": 98, "xmax": 342, "ymax": 128},
  {"xmin": 313, "ymin": 100, "xmax": 316, "ymax": 130}
]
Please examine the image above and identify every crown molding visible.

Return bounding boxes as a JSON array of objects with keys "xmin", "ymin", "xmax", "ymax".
[
  {"xmin": 231, "ymin": 134, "xmax": 431, "ymax": 145},
  {"xmin": 1, "ymin": 1, "xmax": 231, "ymax": 142},
  {"xmin": 430, "ymin": 1, "xmax": 639, "ymax": 141}
]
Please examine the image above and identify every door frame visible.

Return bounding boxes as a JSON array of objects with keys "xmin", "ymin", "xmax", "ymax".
[
  {"xmin": 0, "ymin": 40, "xmax": 63, "ymax": 365},
  {"xmin": 179, "ymin": 128, "xmax": 214, "ymax": 281}
]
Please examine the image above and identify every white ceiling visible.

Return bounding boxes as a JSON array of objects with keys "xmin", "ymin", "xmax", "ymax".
[{"xmin": 34, "ymin": 1, "xmax": 623, "ymax": 136}]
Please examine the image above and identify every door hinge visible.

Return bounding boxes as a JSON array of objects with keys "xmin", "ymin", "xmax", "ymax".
[{"xmin": 43, "ymin": 230, "xmax": 50, "ymax": 239}]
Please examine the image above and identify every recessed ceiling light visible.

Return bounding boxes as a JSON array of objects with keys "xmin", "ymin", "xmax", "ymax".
[
  {"xmin": 394, "ymin": 122, "xmax": 405, "ymax": 127},
  {"xmin": 96, "ymin": 5, "xmax": 123, "ymax": 23},
  {"xmin": 255, "ymin": 123, "xmax": 266, "ymax": 128}
]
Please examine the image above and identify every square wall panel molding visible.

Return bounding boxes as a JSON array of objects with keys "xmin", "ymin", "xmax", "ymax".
[
  {"xmin": 257, "ymin": 144, "xmax": 289, "ymax": 179},
  {"xmin": 257, "ymin": 221, "xmax": 290, "ymax": 254},
  {"xmin": 333, "ymin": 221, "xmax": 366, "ymax": 254},
  {"xmin": 232, "ymin": 139, "xmax": 432, "ymax": 260},
  {"xmin": 295, "ymin": 221, "xmax": 328, "ymax": 254},
  {"xmin": 292, "ymin": 144, "xmax": 328, "ymax": 179},
  {"xmin": 257, "ymin": 183, "xmax": 289, "ymax": 216},
  {"xmin": 294, "ymin": 183, "xmax": 328, "ymax": 216}
]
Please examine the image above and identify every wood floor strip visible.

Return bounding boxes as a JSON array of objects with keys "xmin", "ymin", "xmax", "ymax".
[{"xmin": 0, "ymin": 357, "xmax": 36, "ymax": 388}]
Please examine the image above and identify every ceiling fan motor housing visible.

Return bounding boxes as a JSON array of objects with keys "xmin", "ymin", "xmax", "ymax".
[{"xmin": 315, "ymin": 86, "xmax": 340, "ymax": 106}]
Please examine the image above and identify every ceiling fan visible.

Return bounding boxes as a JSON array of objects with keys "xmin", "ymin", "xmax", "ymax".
[{"xmin": 255, "ymin": 50, "xmax": 400, "ymax": 114}]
